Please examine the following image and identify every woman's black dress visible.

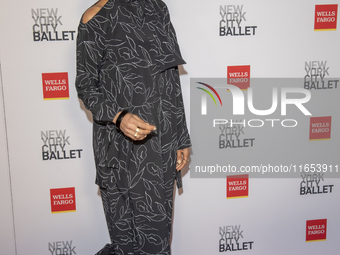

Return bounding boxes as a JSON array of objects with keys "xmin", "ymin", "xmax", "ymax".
[{"xmin": 75, "ymin": 0, "xmax": 191, "ymax": 254}]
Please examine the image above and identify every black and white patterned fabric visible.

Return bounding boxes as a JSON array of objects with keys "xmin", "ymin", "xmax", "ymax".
[{"xmin": 75, "ymin": 0, "xmax": 191, "ymax": 254}]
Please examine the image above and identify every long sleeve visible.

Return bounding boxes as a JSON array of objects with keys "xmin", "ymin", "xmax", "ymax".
[
  {"xmin": 75, "ymin": 20, "xmax": 120, "ymax": 125},
  {"xmin": 160, "ymin": 3, "xmax": 191, "ymax": 150},
  {"xmin": 175, "ymin": 73, "xmax": 191, "ymax": 150}
]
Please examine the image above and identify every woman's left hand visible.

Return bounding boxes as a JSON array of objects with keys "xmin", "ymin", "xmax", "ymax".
[{"xmin": 176, "ymin": 147, "xmax": 190, "ymax": 171}]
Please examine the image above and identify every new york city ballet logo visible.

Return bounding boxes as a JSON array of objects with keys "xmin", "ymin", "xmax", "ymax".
[
  {"xmin": 31, "ymin": 8, "xmax": 76, "ymax": 42},
  {"xmin": 41, "ymin": 129, "xmax": 83, "ymax": 160},
  {"xmin": 219, "ymin": 224, "xmax": 254, "ymax": 252},
  {"xmin": 300, "ymin": 171, "xmax": 334, "ymax": 195},
  {"xmin": 303, "ymin": 60, "xmax": 339, "ymax": 90},
  {"xmin": 219, "ymin": 5, "xmax": 257, "ymax": 36},
  {"xmin": 48, "ymin": 240, "xmax": 76, "ymax": 255}
]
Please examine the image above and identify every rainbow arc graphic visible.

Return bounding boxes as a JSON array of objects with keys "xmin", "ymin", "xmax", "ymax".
[{"xmin": 196, "ymin": 82, "xmax": 222, "ymax": 106}]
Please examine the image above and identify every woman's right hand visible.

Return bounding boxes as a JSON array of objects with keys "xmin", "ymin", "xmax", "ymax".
[{"xmin": 114, "ymin": 112, "xmax": 156, "ymax": 141}]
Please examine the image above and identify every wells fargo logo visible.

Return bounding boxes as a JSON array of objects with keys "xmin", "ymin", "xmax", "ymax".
[
  {"xmin": 227, "ymin": 174, "xmax": 249, "ymax": 199},
  {"xmin": 309, "ymin": 116, "xmax": 332, "ymax": 141},
  {"xmin": 50, "ymin": 187, "xmax": 76, "ymax": 214},
  {"xmin": 42, "ymin": 72, "xmax": 69, "ymax": 100},
  {"xmin": 306, "ymin": 219, "xmax": 327, "ymax": 242},
  {"xmin": 227, "ymin": 65, "xmax": 250, "ymax": 90},
  {"xmin": 314, "ymin": 4, "xmax": 338, "ymax": 31}
]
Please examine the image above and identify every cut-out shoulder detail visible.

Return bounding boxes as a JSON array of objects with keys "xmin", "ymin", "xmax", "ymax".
[{"xmin": 82, "ymin": 0, "xmax": 109, "ymax": 24}]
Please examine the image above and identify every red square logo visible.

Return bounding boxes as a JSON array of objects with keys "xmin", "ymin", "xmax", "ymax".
[
  {"xmin": 309, "ymin": 116, "xmax": 331, "ymax": 141},
  {"xmin": 42, "ymin": 72, "xmax": 69, "ymax": 100},
  {"xmin": 226, "ymin": 174, "xmax": 248, "ymax": 199},
  {"xmin": 306, "ymin": 219, "xmax": 327, "ymax": 242},
  {"xmin": 227, "ymin": 65, "xmax": 250, "ymax": 90},
  {"xmin": 314, "ymin": 4, "xmax": 338, "ymax": 31},
  {"xmin": 50, "ymin": 187, "xmax": 76, "ymax": 214}
]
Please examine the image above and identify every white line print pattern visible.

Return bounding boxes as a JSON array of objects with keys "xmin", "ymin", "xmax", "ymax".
[{"xmin": 75, "ymin": 0, "xmax": 191, "ymax": 254}]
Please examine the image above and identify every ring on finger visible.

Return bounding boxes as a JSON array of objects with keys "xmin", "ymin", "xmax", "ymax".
[{"xmin": 134, "ymin": 127, "xmax": 140, "ymax": 137}]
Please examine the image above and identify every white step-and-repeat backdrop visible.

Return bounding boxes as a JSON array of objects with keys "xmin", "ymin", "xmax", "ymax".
[{"xmin": 1, "ymin": 0, "xmax": 339, "ymax": 254}]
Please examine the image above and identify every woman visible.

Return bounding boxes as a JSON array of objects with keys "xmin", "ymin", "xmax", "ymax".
[{"xmin": 75, "ymin": 0, "xmax": 191, "ymax": 254}]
